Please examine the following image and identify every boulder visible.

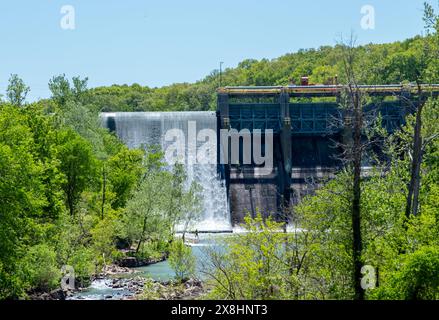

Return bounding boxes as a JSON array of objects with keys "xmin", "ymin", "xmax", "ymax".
[
  {"xmin": 116, "ymin": 255, "xmax": 166, "ymax": 268},
  {"xmin": 49, "ymin": 288, "xmax": 67, "ymax": 300}
]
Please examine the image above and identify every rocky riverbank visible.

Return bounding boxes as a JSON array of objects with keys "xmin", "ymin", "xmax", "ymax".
[
  {"xmin": 30, "ymin": 262, "xmax": 207, "ymax": 300},
  {"xmin": 99, "ymin": 264, "xmax": 139, "ymax": 276},
  {"xmin": 137, "ymin": 278, "xmax": 206, "ymax": 300},
  {"xmin": 28, "ymin": 288, "xmax": 70, "ymax": 300},
  {"xmin": 28, "ymin": 264, "xmax": 138, "ymax": 300},
  {"xmin": 69, "ymin": 276, "xmax": 206, "ymax": 300}
]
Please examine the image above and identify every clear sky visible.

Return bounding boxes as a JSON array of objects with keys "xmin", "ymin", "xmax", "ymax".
[{"xmin": 0, "ymin": 0, "xmax": 430, "ymax": 101}]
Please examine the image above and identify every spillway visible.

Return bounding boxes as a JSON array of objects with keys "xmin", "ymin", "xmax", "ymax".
[{"xmin": 101, "ymin": 112, "xmax": 231, "ymax": 232}]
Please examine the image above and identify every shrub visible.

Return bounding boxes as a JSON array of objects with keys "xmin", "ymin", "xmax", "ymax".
[
  {"xmin": 0, "ymin": 260, "xmax": 26, "ymax": 299},
  {"xmin": 202, "ymin": 213, "xmax": 301, "ymax": 300},
  {"xmin": 168, "ymin": 240, "xmax": 195, "ymax": 281},
  {"xmin": 68, "ymin": 247, "xmax": 96, "ymax": 287},
  {"xmin": 21, "ymin": 244, "xmax": 61, "ymax": 292},
  {"xmin": 371, "ymin": 246, "xmax": 439, "ymax": 300}
]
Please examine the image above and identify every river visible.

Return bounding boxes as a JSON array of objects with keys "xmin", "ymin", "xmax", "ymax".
[{"xmin": 68, "ymin": 233, "xmax": 227, "ymax": 300}]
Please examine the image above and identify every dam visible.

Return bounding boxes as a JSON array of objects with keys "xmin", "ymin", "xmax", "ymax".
[{"xmin": 102, "ymin": 84, "xmax": 439, "ymax": 230}]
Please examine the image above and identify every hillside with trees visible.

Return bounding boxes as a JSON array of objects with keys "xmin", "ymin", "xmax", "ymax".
[{"xmin": 85, "ymin": 34, "xmax": 436, "ymax": 113}]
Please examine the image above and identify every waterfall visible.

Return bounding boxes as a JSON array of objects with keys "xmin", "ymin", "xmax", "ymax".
[{"xmin": 101, "ymin": 112, "xmax": 231, "ymax": 232}]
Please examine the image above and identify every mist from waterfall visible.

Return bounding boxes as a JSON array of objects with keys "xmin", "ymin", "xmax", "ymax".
[{"xmin": 101, "ymin": 112, "xmax": 231, "ymax": 232}]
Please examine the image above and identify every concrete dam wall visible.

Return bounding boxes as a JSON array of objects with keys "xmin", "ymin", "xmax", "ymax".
[{"xmin": 217, "ymin": 85, "xmax": 423, "ymax": 225}]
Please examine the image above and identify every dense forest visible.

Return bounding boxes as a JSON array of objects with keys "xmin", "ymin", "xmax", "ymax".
[{"xmin": 0, "ymin": 2, "xmax": 438, "ymax": 300}]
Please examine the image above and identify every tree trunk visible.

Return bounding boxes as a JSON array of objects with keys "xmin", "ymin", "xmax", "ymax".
[
  {"xmin": 68, "ymin": 189, "xmax": 75, "ymax": 217},
  {"xmin": 101, "ymin": 164, "xmax": 106, "ymax": 220},
  {"xmin": 351, "ymin": 91, "xmax": 364, "ymax": 300},
  {"xmin": 405, "ymin": 94, "xmax": 424, "ymax": 218},
  {"xmin": 135, "ymin": 238, "xmax": 142, "ymax": 255},
  {"xmin": 136, "ymin": 210, "xmax": 151, "ymax": 255}
]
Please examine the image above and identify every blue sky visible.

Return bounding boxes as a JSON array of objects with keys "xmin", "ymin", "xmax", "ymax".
[{"xmin": 0, "ymin": 0, "xmax": 431, "ymax": 101}]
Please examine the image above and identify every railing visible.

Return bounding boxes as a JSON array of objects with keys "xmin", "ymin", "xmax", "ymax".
[{"xmin": 218, "ymin": 84, "xmax": 439, "ymax": 96}]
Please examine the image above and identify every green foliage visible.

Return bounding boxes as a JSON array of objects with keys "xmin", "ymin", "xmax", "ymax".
[
  {"xmin": 122, "ymin": 150, "xmax": 202, "ymax": 259},
  {"xmin": 21, "ymin": 244, "xmax": 61, "ymax": 292},
  {"xmin": 48, "ymin": 74, "xmax": 74, "ymax": 107},
  {"xmin": 293, "ymin": 94, "xmax": 439, "ymax": 300},
  {"xmin": 0, "ymin": 76, "xmax": 149, "ymax": 298},
  {"xmin": 0, "ymin": 105, "xmax": 48, "ymax": 298},
  {"xmin": 91, "ymin": 216, "xmax": 118, "ymax": 265},
  {"xmin": 123, "ymin": 151, "xmax": 173, "ymax": 257},
  {"xmin": 372, "ymin": 246, "xmax": 439, "ymax": 300},
  {"xmin": 295, "ymin": 174, "xmax": 356, "ymax": 299},
  {"xmin": 168, "ymin": 163, "xmax": 203, "ymax": 236},
  {"xmin": 68, "ymin": 247, "xmax": 96, "ymax": 287},
  {"xmin": 168, "ymin": 240, "xmax": 196, "ymax": 281},
  {"xmin": 57, "ymin": 129, "xmax": 98, "ymax": 216},
  {"xmin": 0, "ymin": 261, "xmax": 25, "ymax": 300},
  {"xmin": 6, "ymin": 74, "xmax": 30, "ymax": 107},
  {"xmin": 107, "ymin": 147, "xmax": 144, "ymax": 209},
  {"xmin": 139, "ymin": 278, "xmax": 194, "ymax": 300},
  {"xmin": 294, "ymin": 141, "xmax": 439, "ymax": 300},
  {"xmin": 204, "ymin": 213, "xmax": 301, "ymax": 300},
  {"xmin": 58, "ymin": 101, "xmax": 106, "ymax": 155}
]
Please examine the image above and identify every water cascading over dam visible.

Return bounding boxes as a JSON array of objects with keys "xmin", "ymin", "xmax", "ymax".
[{"xmin": 101, "ymin": 112, "xmax": 231, "ymax": 232}]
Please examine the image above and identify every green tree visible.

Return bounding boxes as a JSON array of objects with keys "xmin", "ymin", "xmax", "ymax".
[
  {"xmin": 6, "ymin": 74, "xmax": 30, "ymax": 107},
  {"xmin": 123, "ymin": 149, "xmax": 202, "ymax": 258},
  {"xmin": 168, "ymin": 240, "xmax": 196, "ymax": 281},
  {"xmin": 107, "ymin": 147, "xmax": 144, "ymax": 209},
  {"xmin": 372, "ymin": 246, "xmax": 439, "ymax": 300},
  {"xmin": 57, "ymin": 129, "xmax": 98, "ymax": 216},
  {"xmin": 123, "ymin": 150, "xmax": 172, "ymax": 256},
  {"xmin": 0, "ymin": 105, "xmax": 47, "ymax": 298},
  {"xmin": 203, "ymin": 213, "xmax": 302, "ymax": 300},
  {"xmin": 21, "ymin": 244, "xmax": 61, "ymax": 292},
  {"xmin": 48, "ymin": 74, "xmax": 72, "ymax": 107},
  {"xmin": 166, "ymin": 163, "xmax": 202, "ymax": 239}
]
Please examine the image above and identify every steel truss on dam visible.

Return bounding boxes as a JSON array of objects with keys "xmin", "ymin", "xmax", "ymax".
[{"xmin": 217, "ymin": 84, "xmax": 439, "ymax": 224}]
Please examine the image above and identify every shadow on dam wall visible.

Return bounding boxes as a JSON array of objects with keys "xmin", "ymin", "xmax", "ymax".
[{"xmin": 227, "ymin": 135, "xmax": 342, "ymax": 224}]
